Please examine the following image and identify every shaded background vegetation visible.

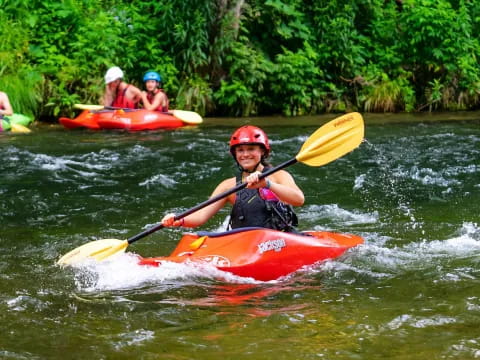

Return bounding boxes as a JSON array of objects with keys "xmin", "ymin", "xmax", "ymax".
[{"xmin": 0, "ymin": 0, "xmax": 479, "ymax": 120}]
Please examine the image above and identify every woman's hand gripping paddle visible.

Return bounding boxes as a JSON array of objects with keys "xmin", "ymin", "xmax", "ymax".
[
  {"xmin": 57, "ymin": 112, "xmax": 364, "ymax": 266},
  {"xmin": 73, "ymin": 104, "xmax": 203, "ymax": 124}
]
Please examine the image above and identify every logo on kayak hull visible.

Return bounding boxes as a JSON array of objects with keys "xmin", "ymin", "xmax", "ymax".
[
  {"xmin": 334, "ymin": 114, "xmax": 354, "ymax": 127},
  {"xmin": 197, "ymin": 255, "xmax": 230, "ymax": 267},
  {"xmin": 258, "ymin": 238, "xmax": 286, "ymax": 254}
]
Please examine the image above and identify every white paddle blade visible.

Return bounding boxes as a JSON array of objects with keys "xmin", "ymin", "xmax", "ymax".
[
  {"xmin": 296, "ymin": 112, "xmax": 364, "ymax": 166},
  {"xmin": 172, "ymin": 110, "xmax": 203, "ymax": 124},
  {"xmin": 73, "ymin": 104, "xmax": 105, "ymax": 111},
  {"xmin": 57, "ymin": 239, "xmax": 126, "ymax": 266}
]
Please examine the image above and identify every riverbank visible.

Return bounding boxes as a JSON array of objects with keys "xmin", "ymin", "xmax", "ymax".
[
  {"xmin": 17, "ymin": 110, "xmax": 480, "ymax": 133},
  {"xmin": 204, "ymin": 111, "xmax": 480, "ymax": 127}
]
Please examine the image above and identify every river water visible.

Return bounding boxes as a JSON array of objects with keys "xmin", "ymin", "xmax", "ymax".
[{"xmin": 1, "ymin": 113, "xmax": 479, "ymax": 359}]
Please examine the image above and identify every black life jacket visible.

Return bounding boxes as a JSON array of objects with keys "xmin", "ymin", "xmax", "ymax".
[{"xmin": 229, "ymin": 169, "xmax": 298, "ymax": 232}]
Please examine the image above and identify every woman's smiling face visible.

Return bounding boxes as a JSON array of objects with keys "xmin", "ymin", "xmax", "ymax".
[{"xmin": 234, "ymin": 144, "xmax": 264, "ymax": 171}]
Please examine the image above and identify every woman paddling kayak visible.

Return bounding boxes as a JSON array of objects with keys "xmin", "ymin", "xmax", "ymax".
[
  {"xmin": 162, "ymin": 125, "xmax": 304, "ymax": 232},
  {"xmin": 56, "ymin": 114, "xmax": 364, "ymax": 267}
]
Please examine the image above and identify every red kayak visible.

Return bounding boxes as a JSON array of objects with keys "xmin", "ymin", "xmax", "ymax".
[
  {"xmin": 59, "ymin": 110, "xmax": 102, "ymax": 130},
  {"xmin": 59, "ymin": 109, "xmax": 184, "ymax": 131},
  {"xmin": 138, "ymin": 227, "xmax": 364, "ymax": 281}
]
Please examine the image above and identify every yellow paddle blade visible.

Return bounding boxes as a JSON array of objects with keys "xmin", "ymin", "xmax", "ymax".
[
  {"xmin": 189, "ymin": 236, "xmax": 207, "ymax": 250},
  {"xmin": 172, "ymin": 110, "xmax": 203, "ymax": 125},
  {"xmin": 296, "ymin": 112, "xmax": 364, "ymax": 166},
  {"xmin": 11, "ymin": 123, "xmax": 31, "ymax": 133},
  {"xmin": 92, "ymin": 240, "xmax": 129, "ymax": 261},
  {"xmin": 74, "ymin": 104, "xmax": 105, "ymax": 110},
  {"xmin": 56, "ymin": 239, "xmax": 127, "ymax": 266}
]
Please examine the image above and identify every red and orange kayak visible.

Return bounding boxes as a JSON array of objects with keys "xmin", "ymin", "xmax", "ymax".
[
  {"xmin": 138, "ymin": 227, "xmax": 364, "ymax": 281},
  {"xmin": 60, "ymin": 109, "xmax": 185, "ymax": 131}
]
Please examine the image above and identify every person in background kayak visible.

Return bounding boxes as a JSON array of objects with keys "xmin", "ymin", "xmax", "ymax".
[
  {"xmin": 0, "ymin": 91, "xmax": 13, "ymax": 117},
  {"xmin": 140, "ymin": 71, "xmax": 169, "ymax": 112},
  {"xmin": 162, "ymin": 125, "xmax": 304, "ymax": 232},
  {"xmin": 102, "ymin": 66, "xmax": 142, "ymax": 109}
]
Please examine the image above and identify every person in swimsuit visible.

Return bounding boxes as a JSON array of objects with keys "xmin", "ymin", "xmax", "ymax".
[{"xmin": 140, "ymin": 71, "xmax": 169, "ymax": 112}]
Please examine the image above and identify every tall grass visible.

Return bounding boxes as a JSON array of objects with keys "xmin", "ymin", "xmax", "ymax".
[
  {"xmin": 362, "ymin": 74, "xmax": 415, "ymax": 112},
  {"xmin": 0, "ymin": 70, "xmax": 42, "ymax": 117},
  {"xmin": 175, "ymin": 76, "xmax": 213, "ymax": 116}
]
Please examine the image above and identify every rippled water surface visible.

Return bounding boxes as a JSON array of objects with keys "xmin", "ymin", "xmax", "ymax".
[{"xmin": 1, "ymin": 114, "xmax": 479, "ymax": 359}]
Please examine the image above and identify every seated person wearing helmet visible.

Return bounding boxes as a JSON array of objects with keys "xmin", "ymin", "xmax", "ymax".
[
  {"xmin": 102, "ymin": 66, "xmax": 142, "ymax": 109},
  {"xmin": 140, "ymin": 71, "xmax": 169, "ymax": 112},
  {"xmin": 162, "ymin": 126, "xmax": 304, "ymax": 232},
  {"xmin": 0, "ymin": 91, "xmax": 13, "ymax": 118}
]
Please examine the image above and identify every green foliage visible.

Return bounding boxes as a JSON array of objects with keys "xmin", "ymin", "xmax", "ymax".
[
  {"xmin": 215, "ymin": 80, "xmax": 254, "ymax": 116},
  {"xmin": 361, "ymin": 71, "xmax": 415, "ymax": 112},
  {"xmin": 424, "ymin": 79, "xmax": 444, "ymax": 112},
  {"xmin": 269, "ymin": 42, "xmax": 322, "ymax": 115},
  {"xmin": 176, "ymin": 76, "xmax": 213, "ymax": 115},
  {"xmin": 322, "ymin": 83, "xmax": 348, "ymax": 113},
  {"xmin": 0, "ymin": 70, "xmax": 42, "ymax": 117},
  {"xmin": 259, "ymin": 0, "xmax": 312, "ymax": 52},
  {"xmin": 0, "ymin": 8, "xmax": 42, "ymax": 116},
  {"xmin": 214, "ymin": 36, "xmax": 269, "ymax": 116},
  {"xmin": 1, "ymin": 0, "xmax": 480, "ymax": 119},
  {"xmin": 311, "ymin": 1, "xmax": 369, "ymax": 80},
  {"xmin": 397, "ymin": 0, "xmax": 480, "ymax": 109}
]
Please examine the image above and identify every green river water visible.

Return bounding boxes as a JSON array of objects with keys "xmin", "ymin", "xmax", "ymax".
[{"xmin": 0, "ymin": 113, "xmax": 479, "ymax": 359}]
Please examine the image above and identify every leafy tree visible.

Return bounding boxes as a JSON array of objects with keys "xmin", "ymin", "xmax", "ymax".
[{"xmin": 1, "ymin": 0, "xmax": 480, "ymax": 118}]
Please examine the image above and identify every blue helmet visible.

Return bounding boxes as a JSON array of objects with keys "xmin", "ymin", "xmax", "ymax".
[{"xmin": 143, "ymin": 71, "xmax": 161, "ymax": 83}]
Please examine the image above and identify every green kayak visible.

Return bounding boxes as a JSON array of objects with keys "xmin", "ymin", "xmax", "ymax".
[{"xmin": 0, "ymin": 113, "xmax": 34, "ymax": 132}]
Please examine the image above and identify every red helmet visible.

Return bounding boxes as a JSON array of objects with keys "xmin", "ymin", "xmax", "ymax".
[{"xmin": 229, "ymin": 125, "xmax": 270, "ymax": 157}]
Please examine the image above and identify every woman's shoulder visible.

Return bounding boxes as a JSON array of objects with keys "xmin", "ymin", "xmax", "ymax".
[
  {"xmin": 218, "ymin": 176, "xmax": 236, "ymax": 189},
  {"xmin": 270, "ymin": 169, "xmax": 297, "ymax": 185},
  {"xmin": 127, "ymin": 83, "xmax": 142, "ymax": 92},
  {"xmin": 211, "ymin": 176, "xmax": 237, "ymax": 203},
  {"xmin": 272, "ymin": 168, "xmax": 292, "ymax": 177},
  {"xmin": 154, "ymin": 89, "xmax": 168, "ymax": 98}
]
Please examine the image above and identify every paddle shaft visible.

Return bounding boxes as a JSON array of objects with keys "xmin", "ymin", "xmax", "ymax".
[
  {"xmin": 126, "ymin": 157, "xmax": 298, "ymax": 244},
  {"xmin": 99, "ymin": 106, "xmax": 176, "ymax": 118},
  {"xmin": 74, "ymin": 104, "xmax": 202, "ymax": 124},
  {"xmin": 75, "ymin": 104, "xmax": 178, "ymax": 117}
]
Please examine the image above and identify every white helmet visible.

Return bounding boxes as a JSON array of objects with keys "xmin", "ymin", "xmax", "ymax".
[{"xmin": 104, "ymin": 66, "xmax": 124, "ymax": 84}]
